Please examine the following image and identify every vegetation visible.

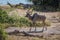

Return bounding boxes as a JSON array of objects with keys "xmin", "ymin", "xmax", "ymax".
[
  {"xmin": 0, "ymin": 9, "xmax": 51, "ymax": 28},
  {"xmin": 29, "ymin": 0, "xmax": 60, "ymax": 11},
  {"xmin": 0, "ymin": 24, "xmax": 7, "ymax": 40},
  {"xmin": 0, "ymin": 9, "xmax": 8, "ymax": 23}
]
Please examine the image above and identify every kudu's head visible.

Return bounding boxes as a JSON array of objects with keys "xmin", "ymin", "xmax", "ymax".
[
  {"xmin": 25, "ymin": 9, "xmax": 33, "ymax": 20},
  {"xmin": 25, "ymin": 13, "xmax": 30, "ymax": 17},
  {"xmin": 25, "ymin": 12, "xmax": 32, "ymax": 20}
]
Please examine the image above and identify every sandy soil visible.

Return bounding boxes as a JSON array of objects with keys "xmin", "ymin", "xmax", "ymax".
[{"xmin": 8, "ymin": 9, "xmax": 60, "ymax": 17}]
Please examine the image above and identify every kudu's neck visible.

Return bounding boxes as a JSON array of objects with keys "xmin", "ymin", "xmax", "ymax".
[{"xmin": 28, "ymin": 14, "xmax": 32, "ymax": 20}]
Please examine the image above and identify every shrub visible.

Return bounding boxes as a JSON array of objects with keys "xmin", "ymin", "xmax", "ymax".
[
  {"xmin": 0, "ymin": 9, "xmax": 18, "ymax": 24},
  {"xmin": 7, "ymin": 17, "xmax": 16, "ymax": 24},
  {"xmin": 0, "ymin": 9, "xmax": 8, "ymax": 23},
  {"xmin": 19, "ymin": 17, "xmax": 32, "ymax": 27},
  {"xmin": 0, "ymin": 24, "xmax": 7, "ymax": 40}
]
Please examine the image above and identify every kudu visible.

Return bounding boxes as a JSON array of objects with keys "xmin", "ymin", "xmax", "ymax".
[{"xmin": 25, "ymin": 10, "xmax": 47, "ymax": 32}]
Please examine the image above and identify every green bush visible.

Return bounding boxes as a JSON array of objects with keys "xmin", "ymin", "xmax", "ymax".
[
  {"xmin": 19, "ymin": 17, "xmax": 32, "ymax": 27},
  {"xmin": 4, "ymin": 17, "xmax": 32, "ymax": 27},
  {"xmin": 0, "ymin": 25, "xmax": 7, "ymax": 40},
  {"xmin": 0, "ymin": 9, "xmax": 8, "ymax": 23},
  {"xmin": 7, "ymin": 17, "xmax": 16, "ymax": 24},
  {"xmin": 0, "ymin": 9, "xmax": 17, "ymax": 24}
]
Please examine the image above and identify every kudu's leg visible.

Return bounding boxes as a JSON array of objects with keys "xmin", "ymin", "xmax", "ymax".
[
  {"xmin": 44, "ymin": 22, "xmax": 47, "ymax": 31},
  {"xmin": 33, "ymin": 22, "xmax": 36, "ymax": 32},
  {"xmin": 34, "ymin": 23, "xmax": 36, "ymax": 32},
  {"xmin": 42, "ymin": 20, "xmax": 47, "ymax": 32},
  {"xmin": 29, "ymin": 24, "xmax": 32, "ymax": 32},
  {"xmin": 35, "ymin": 26, "xmax": 36, "ymax": 32},
  {"xmin": 29, "ymin": 27, "xmax": 31, "ymax": 32},
  {"xmin": 29, "ymin": 22, "xmax": 33, "ymax": 32},
  {"xmin": 42, "ymin": 26, "xmax": 44, "ymax": 32}
]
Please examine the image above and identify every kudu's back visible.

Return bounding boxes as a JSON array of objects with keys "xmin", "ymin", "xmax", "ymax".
[{"xmin": 32, "ymin": 13, "xmax": 46, "ymax": 23}]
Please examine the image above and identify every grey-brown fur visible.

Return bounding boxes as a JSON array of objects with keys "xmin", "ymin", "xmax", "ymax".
[{"xmin": 25, "ymin": 12, "xmax": 47, "ymax": 32}]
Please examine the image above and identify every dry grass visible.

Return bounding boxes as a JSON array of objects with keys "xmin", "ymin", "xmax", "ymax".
[
  {"xmin": 6, "ymin": 35, "xmax": 60, "ymax": 40},
  {"xmin": 45, "ymin": 35, "xmax": 60, "ymax": 40},
  {"xmin": 7, "ymin": 35, "xmax": 44, "ymax": 40}
]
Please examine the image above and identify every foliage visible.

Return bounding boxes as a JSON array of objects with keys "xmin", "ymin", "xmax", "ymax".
[
  {"xmin": 29, "ymin": 0, "xmax": 60, "ymax": 11},
  {"xmin": 6, "ymin": 17, "xmax": 31, "ymax": 27},
  {"xmin": 0, "ymin": 9, "xmax": 17, "ymax": 24},
  {"xmin": 19, "ymin": 17, "xmax": 32, "ymax": 27},
  {"xmin": 0, "ymin": 9, "xmax": 8, "ymax": 23},
  {"xmin": 7, "ymin": 17, "xmax": 16, "ymax": 24},
  {"xmin": 0, "ymin": 24, "xmax": 7, "ymax": 40}
]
